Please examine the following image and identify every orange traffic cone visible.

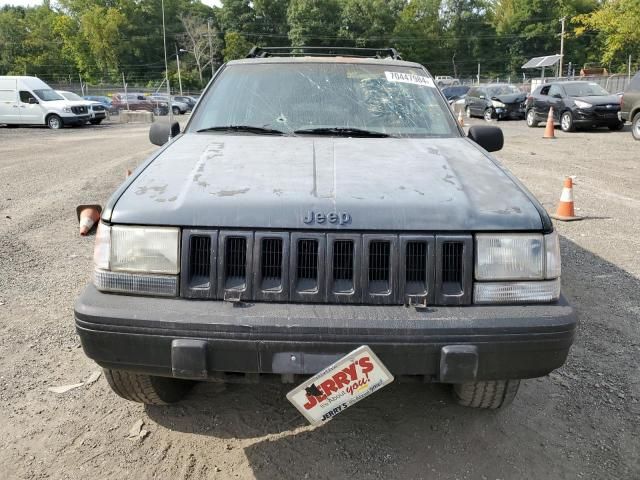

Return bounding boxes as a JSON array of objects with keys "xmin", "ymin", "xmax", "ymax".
[
  {"xmin": 543, "ymin": 107, "xmax": 555, "ymax": 139},
  {"xmin": 76, "ymin": 204, "xmax": 102, "ymax": 236},
  {"xmin": 550, "ymin": 177, "xmax": 582, "ymax": 221},
  {"xmin": 457, "ymin": 109, "xmax": 465, "ymax": 127}
]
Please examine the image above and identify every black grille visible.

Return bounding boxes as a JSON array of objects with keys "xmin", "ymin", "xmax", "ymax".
[
  {"xmin": 442, "ymin": 241, "xmax": 463, "ymax": 293},
  {"xmin": 225, "ymin": 237, "xmax": 246, "ymax": 279},
  {"xmin": 189, "ymin": 236, "xmax": 211, "ymax": 287},
  {"xmin": 261, "ymin": 238, "xmax": 283, "ymax": 280},
  {"xmin": 333, "ymin": 240, "xmax": 354, "ymax": 281},
  {"xmin": 369, "ymin": 241, "xmax": 390, "ymax": 282},
  {"xmin": 297, "ymin": 240, "xmax": 318, "ymax": 280},
  {"xmin": 71, "ymin": 106, "xmax": 87, "ymax": 114},
  {"xmin": 93, "ymin": 105, "xmax": 105, "ymax": 112},
  {"xmin": 406, "ymin": 241, "xmax": 427, "ymax": 283}
]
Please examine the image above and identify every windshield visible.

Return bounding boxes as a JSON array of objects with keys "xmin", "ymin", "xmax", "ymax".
[
  {"xmin": 564, "ymin": 82, "xmax": 609, "ymax": 97},
  {"xmin": 189, "ymin": 63, "xmax": 459, "ymax": 137},
  {"xmin": 487, "ymin": 85, "xmax": 521, "ymax": 97},
  {"xmin": 60, "ymin": 91, "xmax": 83, "ymax": 101},
  {"xmin": 34, "ymin": 89, "xmax": 64, "ymax": 102}
]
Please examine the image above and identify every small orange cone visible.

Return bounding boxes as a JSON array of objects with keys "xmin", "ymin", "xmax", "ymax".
[
  {"xmin": 550, "ymin": 177, "xmax": 582, "ymax": 221},
  {"xmin": 543, "ymin": 107, "xmax": 555, "ymax": 139},
  {"xmin": 125, "ymin": 169, "xmax": 132, "ymax": 178},
  {"xmin": 76, "ymin": 204, "xmax": 102, "ymax": 236},
  {"xmin": 457, "ymin": 109, "xmax": 465, "ymax": 127}
]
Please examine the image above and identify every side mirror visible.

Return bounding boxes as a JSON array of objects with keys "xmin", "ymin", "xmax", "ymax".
[
  {"xmin": 149, "ymin": 121, "xmax": 180, "ymax": 146},
  {"xmin": 29, "ymin": 97, "xmax": 39, "ymax": 104},
  {"xmin": 468, "ymin": 125, "xmax": 504, "ymax": 152}
]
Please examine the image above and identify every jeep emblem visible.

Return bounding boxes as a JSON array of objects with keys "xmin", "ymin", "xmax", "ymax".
[{"xmin": 303, "ymin": 210, "xmax": 352, "ymax": 225}]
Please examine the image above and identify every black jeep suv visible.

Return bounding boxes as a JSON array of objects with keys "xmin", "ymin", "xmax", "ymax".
[
  {"xmin": 75, "ymin": 47, "xmax": 576, "ymax": 410},
  {"xmin": 525, "ymin": 81, "xmax": 623, "ymax": 132}
]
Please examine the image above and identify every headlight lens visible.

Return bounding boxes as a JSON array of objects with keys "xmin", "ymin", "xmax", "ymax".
[
  {"xmin": 491, "ymin": 100, "xmax": 506, "ymax": 108},
  {"xmin": 474, "ymin": 279, "xmax": 561, "ymax": 304},
  {"xmin": 110, "ymin": 225, "xmax": 180, "ymax": 274},
  {"xmin": 545, "ymin": 230, "xmax": 561, "ymax": 279},
  {"xmin": 93, "ymin": 222, "xmax": 111, "ymax": 270},
  {"xmin": 63, "ymin": 106, "xmax": 72, "ymax": 113},
  {"xmin": 574, "ymin": 100, "xmax": 592, "ymax": 109},
  {"xmin": 476, "ymin": 234, "xmax": 544, "ymax": 280}
]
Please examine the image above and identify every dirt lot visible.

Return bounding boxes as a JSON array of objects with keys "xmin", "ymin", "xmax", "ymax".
[{"xmin": 0, "ymin": 119, "xmax": 639, "ymax": 480}]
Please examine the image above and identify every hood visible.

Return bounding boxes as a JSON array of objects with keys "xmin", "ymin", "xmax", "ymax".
[
  {"xmin": 109, "ymin": 134, "xmax": 543, "ymax": 231},
  {"xmin": 572, "ymin": 94, "xmax": 620, "ymax": 106},
  {"xmin": 492, "ymin": 93, "xmax": 526, "ymax": 104}
]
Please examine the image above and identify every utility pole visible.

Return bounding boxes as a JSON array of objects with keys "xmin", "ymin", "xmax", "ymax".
[
  {"xmin": 207, "ymin": 18, "xmax": 215, "ymax": 79},
  {"xmin": 559, "ymin": 16, "xmax": 566, "ymax": 78},
  {"xmin": 161, "ymin": 0, "xmax": 173, "ymax": 126},
  {"xmin": 175, "ymin": 44, "xmax": 183, "ymax": 96},
  {"xmin": 477, "ymin": 63, "xmax": 480, "ymax": 84}
]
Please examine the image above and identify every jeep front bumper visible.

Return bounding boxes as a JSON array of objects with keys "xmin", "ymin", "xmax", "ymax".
[{"xmin": 75, "ymin": 285, "xmax": 577, "ymax": 383}]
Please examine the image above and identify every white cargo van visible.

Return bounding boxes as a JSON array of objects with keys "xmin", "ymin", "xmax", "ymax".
[{"xmin": 0, "ymin": 76, "xmax": 90, "ymax": 129}]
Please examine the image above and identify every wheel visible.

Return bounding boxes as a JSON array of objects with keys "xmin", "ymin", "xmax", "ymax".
[
  {"xmin": 465, "ymin": 106, "xmax": 472, "ymax": 118},
  {"xmin": 560, "ymin": 111, "xmax": 575, "ymax": 132},
  {"xmin": 90, "ymin": 119, "xmax": 103, "ymax": 125},
  {"xmin": 526, "ymin": 109, "xmax": 538, "ymax": 127},
  {"xmin": 453, "ymin": 379, "xmax": 520, "ymax": 409},
  {"xmin": 152, "ymin": 107, "xmax": 161, "ymax": 116},
  {"xmin": 172, "ymin": 106, "xmax": 181, "ymax": 115},
  {"xmin": 483, "ymin": 108, "xmax": 494, "ymax": 121},
  {"xmin": 47, "ymin": 114, "xmax": 62, "ymax": 130},
  {"xmin": 633, "ymin": 113, "xmax": 640, "ymax": 141},
  {"xmin": 103, "ymin": 369, "xmax": 194, "ymax": 405}
]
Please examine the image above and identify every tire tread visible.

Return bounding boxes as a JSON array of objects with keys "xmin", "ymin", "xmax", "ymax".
[
  {"xmin": 104, "ymin": 369, "xmax": 192, "ymax": 405},
  {"xmin": 454, "ymin": 379, "xmax": 520, "ymax": 409}
]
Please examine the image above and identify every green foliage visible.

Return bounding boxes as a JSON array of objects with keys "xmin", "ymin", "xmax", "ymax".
[
  {"xmin": 223, "ymin": 31, "xmax": 253, "ymax": 61},
  {"xmin": 287, "ymin": 0, "xmax": 342, "ymax": 46}
]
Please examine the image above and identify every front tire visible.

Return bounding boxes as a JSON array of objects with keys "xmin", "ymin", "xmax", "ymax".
[
  {"xmin": 483, "ymin": 108, "xmax": 494, "ymax": 122},
  {"xmin": 560, "ymin": 111, "xmax": 575, "ymax": 132},
  {"xmin": 90, "ymin": 119, "xmax": 103, "ymax": 125},
  {"xmin": 104, "ymin": 369, "xmax": 194, "ymax": 405},
  {"xmin": 453, "ymin": 379, "xmax": 520, "ymax": 409},
  {"xmin": 526, "ymin": 109, "xmax": 538, "ymax": 127},
  {"xmin": 172, "ymin": 106, "xmax": 181, "ymax": 115},
  {"xmin": 47, "ymin": 114, "xmax": 62, "ymax": 130},
  {"xmin": 465, "ymin": 106, "xmax": 472, "ymax": 119},
  {"xmin": 633, "ymin": 113, "xmax": 640, "ymax": 141}
]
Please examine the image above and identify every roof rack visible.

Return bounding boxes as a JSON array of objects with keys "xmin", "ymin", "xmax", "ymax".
[{"xmin": 246, "ymin": 46, "xmax": 402, "ymax": 60}]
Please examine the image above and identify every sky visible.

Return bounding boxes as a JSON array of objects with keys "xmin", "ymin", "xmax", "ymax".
[{"xmin": 0, "ymin": 0, "xmax": 222, "ymax": 6}]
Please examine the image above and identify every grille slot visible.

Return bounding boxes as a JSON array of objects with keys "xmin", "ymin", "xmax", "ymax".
[
  {"xmin": 189, "ymin": 236, "xmax": 211, "ymax": 288},
  {"xmin": 327, "ymin": 234, "xmax": 361, "ymax": 301},
  {"xmin": 333, "ymin": 240, "xmax": 354, "ymax": 288},
  {"xmin": 225, "ymin": 237, "xmax": 247, "ymax": 289},
  {"xmin": 368, "ymin": 240, "xmax": 390, "ymax": 294},
  {"xmin": 406, "ymin": 241, "xmax": 427, "ymax": 294},
  {"xmin": 297, "ymin": 239, "xmax": 318, "ymax": 290},
  {"xmin": 442, "ymin": 241, "xmax": 463, "ymax": 293},
  {"xmin": 260, "ymin": 238, "xmax": 283, "ymax": 290}
]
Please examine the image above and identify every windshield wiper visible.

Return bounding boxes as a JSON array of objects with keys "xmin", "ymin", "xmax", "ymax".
[
  {"xmin": 196, "ymin": 125, "xmax": 285, "ymax": 135},
  {"xmin": 294, "ymin": 127, "xmax": 392, "ymax": 138}
]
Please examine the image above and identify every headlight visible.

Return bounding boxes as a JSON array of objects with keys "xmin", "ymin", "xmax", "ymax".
[
  {"xmin": 474, "ymin": 232, "xmax": 561, "ymax": 303},
  {"xmin": 92, "ymin": 223, "xmax": 180, "ymax": 296},
  {"xmin": 491, "ymin": 100, "xmax": 506, "ymax": 108},
  {"xmin": 574, "ymin": 100, "xmax": 592, "ymax": 109},
  {"xmin": 63, "ymin": 106, "xmax": 72, "ymax": 113}
]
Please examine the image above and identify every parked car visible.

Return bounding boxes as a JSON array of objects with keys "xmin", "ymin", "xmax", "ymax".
[
  {"xmin": 84, "ymin": 95, "xmax": 116, "ymax": 114},
  {"xmin": 174, "ymin": 95, "xmax": 198, "ymax": 112},
  {"xmin": 0, "ymin": 76, "xmax": 89, "ymax": 129},
  {"xmin": 525, "ymin": 81, "xmax": 623, "ymax": 132},
  {"xmin": 57, "ymin": 90, "xmax": 106, "ymax": 125},
  {"xmin": 442, "ymin": 85, "xmax": 470, "ymax": 104},
  {"xmin": 465, "ymin": 84, "xmax": 526, "ymax": 121},
  {"xmin": 75, "ymin": 47, "xmax": 575, "ymax": 413},
  {"xmin": 111, "ymin": 93, "xmax": 169, "ymax": 116},
  {"xmin": 619, "ymin": 71, "xmax": 640, "ymax": 140},
  {"xmin": 435, "ymin": 75, "xmax": 460, "ymax": 87},
  {"xmin": 149, "ymin": 95, "xmax": 188, "ymax": 115}
]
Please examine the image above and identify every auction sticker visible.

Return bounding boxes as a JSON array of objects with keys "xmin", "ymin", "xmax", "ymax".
[
  {"xmin": 286, "ymin": 346, "xmax": 394, "ymax": 426},
  {"xmin": 385, "ymin": 71, "xmax": 435, "ymax": 88}
]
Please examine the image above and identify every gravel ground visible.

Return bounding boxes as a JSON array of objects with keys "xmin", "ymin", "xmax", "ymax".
[{"xmin": 0, "ymin": 118, "xmax": 638, "ymax": 479}]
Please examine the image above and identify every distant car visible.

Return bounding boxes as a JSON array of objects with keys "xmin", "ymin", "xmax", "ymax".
[
  {"xmin": 84, "ymin": 96, "xmax": 116, "ymax": 114},
  {"xmin": 57, "ymin": 90, "xmax": 106, "ymax": 125},
  {"xmin": 442, "ymin": 85, "xmax": 470, "ymax": 103},
  {"xmin": 149, "ymin": 95, "xmax": 189, "ymax": 115},
  {"xmin": 525, "ymin": 81, "xmax": 623, "ymax": 132},
  {"xmin": 619, "ymin": 71, "xmax": 640, "ymax": 140},
  {"xmin": 435, "ymin": 75, "xmax": 460, "ymax": 87},
  {"xmin": 111, "ymin": 93, "xmax": 169, "ymax": 116},
  {"xmin": 174, "ymin": 95, "xmax": 197, "ymax": 112},
  {"xmin": 465, "ymin": 84, "xmax": 526, "ymax": 121}
]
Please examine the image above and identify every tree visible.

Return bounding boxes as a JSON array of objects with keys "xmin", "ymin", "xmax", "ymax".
[
  {"xmin": 339, "ymin": 0, "xmax": 404, "ymax": 47},
  {"xmin": 574, "ymin": 0, "xmax": 640, "ymax": 71},
  {"xmin": 287, "ymin": 0, "xmax": 342, "ymax": 47},
  {"xmin": 223, "ymin": 31, "xmax": 253, "ymax": 61},
  {"xmin": 179, "ymin": 14, "xmax": 221, "ymax": 84}
]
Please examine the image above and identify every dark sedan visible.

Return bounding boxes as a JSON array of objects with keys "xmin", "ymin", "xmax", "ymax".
[
  {"xmin": 525, "ymin": 81, "xmax": 623, "ymax": 132},
  {"xmin": 465, "ymin": 84, "xmax": 526, "ymax": 121}
]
